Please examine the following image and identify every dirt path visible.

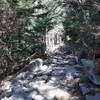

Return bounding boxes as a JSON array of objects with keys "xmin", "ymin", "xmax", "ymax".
[{"xmin": 0, "ymin": 44, "xmax": 85, "ymax": 100}]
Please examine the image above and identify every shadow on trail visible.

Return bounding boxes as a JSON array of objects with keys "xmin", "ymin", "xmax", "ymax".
[{"xmin": 0, "ymin": 44, "xmax": 84, "ymax": 100}]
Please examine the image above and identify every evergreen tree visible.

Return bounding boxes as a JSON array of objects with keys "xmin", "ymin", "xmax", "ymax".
[
  {"xmin": 63, "ymin": 0, "xmax": 100, "ymax": 57},
  {"xmin": 0, "ymin": 0, "xmax": 61, "ymax": 75}
]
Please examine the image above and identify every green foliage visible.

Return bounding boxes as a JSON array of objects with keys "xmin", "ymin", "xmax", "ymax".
[
  {"xmin": 0, "ymin": 0, "xmax": 63, "ymax": 77},
  {"xmin": 5, "ymin": 0, "xmax": 46, "ymax": 62},
  {"xmin": 0, "ymin": 0, "xmax": 60, "ymax": 72},
  {"xmin": 63, "ymin": 0, "xmax": 100, "ymax": 55}
]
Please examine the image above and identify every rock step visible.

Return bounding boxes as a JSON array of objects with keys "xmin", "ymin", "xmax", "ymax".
[{"xmin": 1, "ymin": 44, "xmax": 99, "ymax": 100}]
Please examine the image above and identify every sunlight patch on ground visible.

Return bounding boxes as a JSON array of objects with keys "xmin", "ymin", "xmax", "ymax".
[
  {"xmin": 35, "ymin": 81, "xmax": 71, "ymax": 100},
  {"xmin": 46, "ymin": 42, "xmax": 64, "ymax": 54},
  {"xmin": 0, "ymin": 81, "xmax": 11, "ymax": 91}
]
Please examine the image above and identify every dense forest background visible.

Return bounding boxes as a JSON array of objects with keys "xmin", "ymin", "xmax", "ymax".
[{"xmin": 0, "ymin": 0, "xmax": 100, "ymax": 78}]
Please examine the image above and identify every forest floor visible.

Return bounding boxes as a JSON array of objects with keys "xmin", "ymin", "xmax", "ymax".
[{"xmin": 0, "ymin": 43, "xmax": 100, "ymax": 100}]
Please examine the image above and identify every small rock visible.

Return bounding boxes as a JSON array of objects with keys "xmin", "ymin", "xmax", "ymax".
[
  {"xmin": 73, "ymin": 72, "xmax": 80, "ymax": 78},
  {"xmin": 56, "ymin": 44, "xmax": 71, "ymax": 54},
  {"xmin": 8, "ymin": 94, "xmax": 28, "ymax": 100},
  {"xmin": 1, "ymin": 81, "xmax": 11, "ymax": 91},
  {"xmin": 5, "ymin": 91, "xmax": 12, "ymax": 98},
  {"xmin": 52, "ymin": 69, "xmax": 65, "ymax": 76},
  {"xmin": 47, "ymin": 78, "xmax": 56, "ymax": 85},
  {"xmin": 12, "ymin": 86, "xmax": 23, "ymax": 94},
  {"xmin": 37, "ymin": 75, "xmax": 48, "ymax": 80},
  {"xmin": 28, "ymin": 91, "xmax": 38, "ymax": 98},
  {"xmin": 51, "ymin": 58, "xmax": 58, "ymax": 64},
  {"xmin": 74, "ymin": 65, "xmax": 83, "ymax": 70},
  {"xmin": 1, "ymin": 97, "xmax": 8, "ymax": 100},
  {"xmin": 51, "ymin": 69, "xmax": 66, "ymax": 80},
  {"xmin": 79, "ymin": 83, "xmax": 90, "ymax": 95},
  {"xmin": 43, "ymin": 59, "xmax": 49, "ymax": 65},
  {"xmin": 29, "ymin": 58, "xmax": 43, "ymax": 72},
  {"xmin": 66, "ymin": 73, "xmax": 74, "ymax": 81},
  {"xmin": 33, "ymin": 95, "xmax": 45, "ymax": 100},
  {"xmin": 81, "ymin": 59, "xmax": 95, "ymax": 69},
  {"xmin": 28, "ymin": 82, "xmax": 38, "ymax": 89},
  {"xmin": 67, "ymin": 58, "xmax": 77, "ymax": 66},
  {"xmin": 16, "ymin": 72, "xmax": 28, "ymax": 80},
  {"xmin": 70, "ymin": 96, "xmax": 80, "ymax": 100},
  {"xmin": 40, "ymin": 65, "xmax": 48, "ymax": 71}
]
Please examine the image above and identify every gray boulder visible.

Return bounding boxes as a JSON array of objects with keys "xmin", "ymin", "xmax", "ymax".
[
  {"xmin": 81, "ymin": 59, "xmax": 100, "ymax": 85},
  {"xmin": 79, "ymin": 83, "xmax": 91, "ymax": 95}
]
